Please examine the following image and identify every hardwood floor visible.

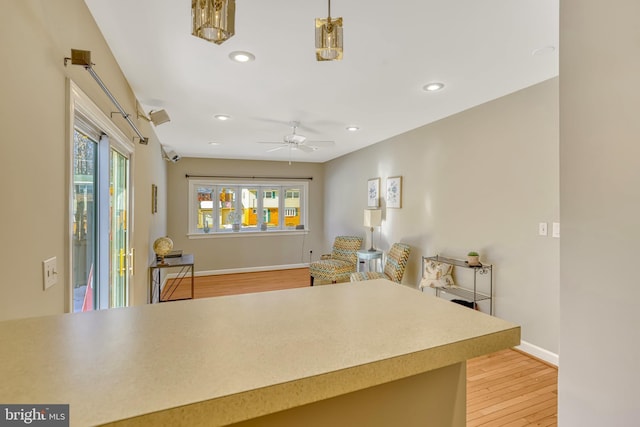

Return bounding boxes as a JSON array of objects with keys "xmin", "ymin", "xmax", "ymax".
[
  {"xmin": 161, "ymin": 268, "xmax": 310, "ymax": 300},
  {"xmin": 467, "ymin": 349, "xmax": 557, "ymax": 426},
  {"xmin": 163, "ymin": 268, "xmax": 558, "ymax": 426}
]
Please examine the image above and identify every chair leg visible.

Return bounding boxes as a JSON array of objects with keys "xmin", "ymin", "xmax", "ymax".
[{"xmin": 310, "ymin": 276, "xmax": 314, "ymax": 286}]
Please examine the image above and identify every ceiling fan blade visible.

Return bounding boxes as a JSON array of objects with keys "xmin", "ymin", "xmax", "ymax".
[
  {"xmin": 266, "ymin": 145, "xmax": 288, "ymax": 152},
  {"xmin": 295, "ymin": 144, "xmax": 315, "ymax": 153},
  {"xmin": 306, "ymin": 140, "xmax": 335, "ymax": 148}
]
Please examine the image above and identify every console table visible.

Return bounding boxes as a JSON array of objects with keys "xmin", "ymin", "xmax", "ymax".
[{"xmin": 149, "ymin": 254, "xmax": 194, "ymax": 303}]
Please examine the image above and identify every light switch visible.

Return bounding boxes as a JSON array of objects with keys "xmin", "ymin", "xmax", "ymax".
[
  {"xmin": 43, "ymin": 257, "xmax": 57, "ymax": 290},
  {"xmin": 552, "ymin": 222, "xmax": 560, "ymax": 238},
  {"xmin": 538, "ymin": 222, "xmax": 548, "ymax": 236}
]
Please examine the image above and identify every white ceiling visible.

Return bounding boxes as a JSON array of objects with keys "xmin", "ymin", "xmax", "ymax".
[{"xmin": 84, "ymin": 0, "xmax": 558, "ymax": 163}]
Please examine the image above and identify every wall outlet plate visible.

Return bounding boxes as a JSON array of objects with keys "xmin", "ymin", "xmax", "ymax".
[
  {"xmin": 538, "ymin": 222, "xmax": 548, "ymax": 236},
  {"xmin": 43, "ymin": 257, "xmax": 57, "ymax": 290}
]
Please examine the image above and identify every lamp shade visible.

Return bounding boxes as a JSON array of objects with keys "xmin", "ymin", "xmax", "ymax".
[
  {"xmin": 315, "ymin": 17, "xmax": 343, "ymax": 61},
  {"xmin": 192, "ymin": 0, "xmax": 235, "ymax": 45},
  {"xmin": 364, "ymin": 209, "xmax": 382, "ymax": 228}
]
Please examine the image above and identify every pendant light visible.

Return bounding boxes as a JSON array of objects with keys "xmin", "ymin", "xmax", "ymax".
[
  {"xmin": 192, "ymin": 0, "xmax": 236, "ymax": 45},
  {"xmin": 315, "ymin": 0, "xmax": 343, "ymax": 61}
]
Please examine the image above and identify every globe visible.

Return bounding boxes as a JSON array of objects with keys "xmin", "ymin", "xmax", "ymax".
[{"xmin": 153, "ymin": 237, "xmax": 173, "ymax": 264}]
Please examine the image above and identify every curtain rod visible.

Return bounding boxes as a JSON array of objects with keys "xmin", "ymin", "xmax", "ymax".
[
  {"xmin": 64, "ymin": 49, "xmax": 148, "ymax": 144},
  {"xmin": 186, "ymin": 174, "xmax": 313, "ymax": 181}
]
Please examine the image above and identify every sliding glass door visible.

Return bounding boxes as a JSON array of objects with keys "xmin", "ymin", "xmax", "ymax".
[
  {"xmin": 71, "ymin": 130, "xmax": 131, "ymax": 312},
  {"xmin": 70, "ymin": 80, "xmax": 134, "ymax": 312}
]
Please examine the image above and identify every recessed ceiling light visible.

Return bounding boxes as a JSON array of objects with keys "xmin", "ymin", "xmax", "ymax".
[
  {"xmin": 208, "ymin": 142, "xmax": 222, "ymax": 146},
  {"xmin": 229, "ymin": 51, "xmax": 255, "ymax": 63},
  {"xmin": 214, "ymin": 114, "xmax": 231, "ymax": 121},
  {"xmin": 423, "ymin": 82, "xmax": 445, "ymax": 92},
  {"xmin": 346, "ymin": 126, "xmax": 360, "ymax": 132},
  {"xmin": 532, "ymin": 45, "xmax": 556, "ymax": 56}
]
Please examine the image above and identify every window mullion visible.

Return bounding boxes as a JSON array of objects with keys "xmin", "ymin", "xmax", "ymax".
[{"xmin": 257, "ymin": 187, "xmax": 264, "ymax": 230}]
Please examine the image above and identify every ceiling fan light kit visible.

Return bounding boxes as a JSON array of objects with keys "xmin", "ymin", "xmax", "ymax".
[
  {"xmin": 192, "ymin": 0, "xmax": 235, "ymax": 45},
  {"xmin": 315, "ymin": 0, "xmax": 343, "ymax": 61}
]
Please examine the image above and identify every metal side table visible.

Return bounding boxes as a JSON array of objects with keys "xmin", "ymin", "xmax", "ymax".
[
  {"xmin": 357, "ymin": 249, "xmax": 383, "ymax": 273},
  {"xmin": 149, "ymin": 254, "xmax": 194, "ymax": 303}
]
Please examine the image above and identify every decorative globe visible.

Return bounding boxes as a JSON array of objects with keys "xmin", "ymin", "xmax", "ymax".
[{"xmin": 153, "ymin": 237, "xmax": 173, "ymax": 263}]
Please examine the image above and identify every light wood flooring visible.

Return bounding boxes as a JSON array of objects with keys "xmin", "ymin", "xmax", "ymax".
[
  {"xmin": 467, "ymin": 349, "xmax": 557, "ymax": 426},
  {"xmin": 162, "ymin": 268, "xmax": 558, "ymax": 426}
]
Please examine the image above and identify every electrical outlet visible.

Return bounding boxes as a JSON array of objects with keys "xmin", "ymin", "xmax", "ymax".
[
  {"xmin": 538, "ymin": 222, "xmax": 548, "ymax": 236},
  {"xmin": 43, "ymin": 257, "xmax": 57, "ymax": 290}
]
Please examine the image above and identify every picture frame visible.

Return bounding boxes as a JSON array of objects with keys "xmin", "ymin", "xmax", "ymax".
[
  {"xmin": 367, "ymin": 178, "xmax": 380, "ymax": 207},
  {"xmin": 151, "ymin": 184, "xmax": 158, "ymax": 214},
  {"xmin": 386, "ymin": 176, "xmax": 402, "ymax": 208}
]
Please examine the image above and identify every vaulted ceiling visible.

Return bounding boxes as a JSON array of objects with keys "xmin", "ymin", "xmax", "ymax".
[{"xmin": 84, "ymin": 0, "xmax": 558, "ymax": 163}]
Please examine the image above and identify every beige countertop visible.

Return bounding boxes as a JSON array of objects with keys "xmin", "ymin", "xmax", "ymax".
[{"xmin": 0, "ymin": 279, "xmax": 519, "ymax": 426}]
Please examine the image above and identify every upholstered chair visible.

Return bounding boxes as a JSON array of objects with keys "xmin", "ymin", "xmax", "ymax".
[
  {"xmin": 309, "ymin": 236, "xmax": 364, "ymax": 286},
  {"xmin": 350, "ymin": 243, "xmax": 411, "ymax": 284}
]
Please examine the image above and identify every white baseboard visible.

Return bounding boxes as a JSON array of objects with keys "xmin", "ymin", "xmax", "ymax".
[
  {"xmin": 516, "ymin": 340, "xmax": 559, "ymax": 366},
  {"xmin": 195, "ymin": 263, "xmax": 309, "ymax": 277}
]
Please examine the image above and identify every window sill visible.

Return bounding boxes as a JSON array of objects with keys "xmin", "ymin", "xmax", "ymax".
[{"xmin": 188, "ymin": 230, "xmax": 309, "ymax": 239}]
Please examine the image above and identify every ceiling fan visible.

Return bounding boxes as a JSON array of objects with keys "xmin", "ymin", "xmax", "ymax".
[{"xmin": 258, "ymin": 121, "xmax": 335, "ymax": 157}]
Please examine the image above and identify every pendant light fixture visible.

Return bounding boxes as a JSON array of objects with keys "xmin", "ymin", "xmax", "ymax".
[
  {"xmin": 315, "ymin": 0, "xmax": 343, "ymax": 61},
  {"xmin": 192, "ymin": 0, "xmax": 235, "ymax": 45}
]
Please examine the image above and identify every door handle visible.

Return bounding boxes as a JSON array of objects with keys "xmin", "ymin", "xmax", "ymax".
[
  {"xmin": 119, "ymin": 248, "xmax": 125, "ymax": 276},
  {"xmin": 128, "ymin": 248, "xmax": 135, "ymax": 275}
]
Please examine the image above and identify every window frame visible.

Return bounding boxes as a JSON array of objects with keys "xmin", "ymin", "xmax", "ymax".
[{"xmin": 188, "ymin": 178, "xmax": 309, "ymax": 237}]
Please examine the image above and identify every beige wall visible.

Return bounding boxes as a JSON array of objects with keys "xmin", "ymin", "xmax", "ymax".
[
  {"xmin": 166, "ymin": 158, "xmax": 324, "ymax": 272},
  {"xmin": 0, "ymin": 0, "xmax": 166, "ymax": 320},
  {"xmin": 559, "ymin": 1, "xmax": 640, "ymax": 424},
  {"xmin": 325, "ymin": 79, "xmax": 560, "ymax": 354}
]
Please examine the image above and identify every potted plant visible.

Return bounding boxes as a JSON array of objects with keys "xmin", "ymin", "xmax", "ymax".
[{"xmin": 467, "ymin": 251, "xmax": 481, "ymax": 266}]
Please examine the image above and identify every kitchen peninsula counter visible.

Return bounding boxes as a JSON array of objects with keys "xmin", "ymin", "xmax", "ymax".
[{"xmin": 0, "ymin": 279, "xmax": 519, "ymax": 426}]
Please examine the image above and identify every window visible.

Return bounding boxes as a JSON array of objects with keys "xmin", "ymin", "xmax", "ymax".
[{"xmin": 188, "ymin": 179, "xmax": 308, "ymax": 235}]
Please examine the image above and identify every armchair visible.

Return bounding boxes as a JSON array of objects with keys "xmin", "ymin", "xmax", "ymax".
[
  {"xmin": 309, "ymin": 236, "xmax": 363, "ymax": 286},
  {"xmin": 350, "ymin": 243, "xmax": 411, "ymax": 284}
]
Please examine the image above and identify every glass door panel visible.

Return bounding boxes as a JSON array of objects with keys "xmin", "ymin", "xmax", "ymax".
[
  {"xmin": 72, "ymin": 130, "xmax": 97, "ymax": 312},
  {"xmin": 110, "ymin": 149, "xmax": 129, "ymax": 308}
]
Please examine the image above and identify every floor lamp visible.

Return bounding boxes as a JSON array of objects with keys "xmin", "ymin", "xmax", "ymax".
[{"xmin": 364, "ymin": 209, "xmax": 382, "ymax": 251}]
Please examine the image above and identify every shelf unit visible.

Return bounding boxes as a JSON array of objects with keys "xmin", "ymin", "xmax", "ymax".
[{"xmin": 422, "ymin": 255, "xmax": 493, "ymax": 315}]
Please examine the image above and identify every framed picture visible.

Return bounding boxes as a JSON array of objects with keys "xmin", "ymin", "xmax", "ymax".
[
  {"xmin": 367, "ymin": 178, "xmax": 380, "ymax": 207},
  {"xmin": 151, "ymin": 184, "xmax": 158, "ymax": 214},
  {"xmin": 386, "ymin": 176, "xmax": 402, "ymax": 208}
]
